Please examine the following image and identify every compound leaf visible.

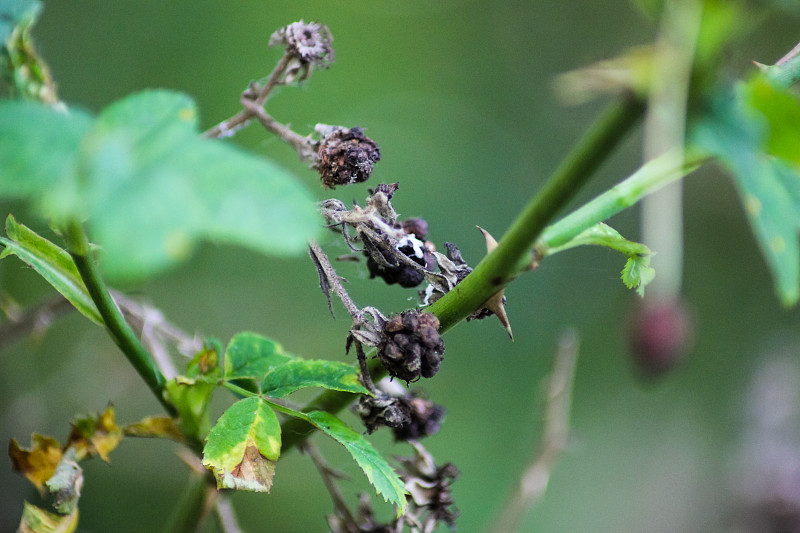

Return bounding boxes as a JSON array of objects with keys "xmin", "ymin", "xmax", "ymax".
[{"xmin": 223, "ymin": 332, "xmax": 293, "ymax": 382}]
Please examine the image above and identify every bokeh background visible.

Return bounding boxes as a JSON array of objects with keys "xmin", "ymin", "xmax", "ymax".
[{"xmin": 3, "ymin": 1, "xmax": 800, "ymax": 532}]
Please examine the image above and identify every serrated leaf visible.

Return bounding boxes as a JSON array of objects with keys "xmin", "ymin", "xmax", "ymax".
[
  {"xmin": 621, "ymin": 254, "xmax": 656, "ymax": 297},
  {"xmin": 17, "ymin": 501, "xmax": 78, "ymax": 533},
  {"xmin": 202, "ymin": 397, "xmax": 281, "ymax": 492},
  {"xmin": 9, "ymin": 434, "xmax": 63, "ymax": 491},
  {"xmin": 546, "ymin": 222, "xmax": 655, "ymax": 296},
  {"xmin": 692, "ymin": 79, "xmax": 800, "ymax": 305},
  {"xmin": 45, "ymin": 448, "xmax": 82, "ymax": 515},
  {"xmin": 223, "ymin": 332, "xmax": 294, "ymax": 381},
  {"xmin": 79, "ymin": 90, "xmax": 320, "ymax": 281},
  {"xmin": 0, "ymin": 215, "xmax": 102, "ymax": 325},
  {"xmin": 306, "ymin": 410, "xmax": 407, "ymax": 515},
  {"xmin": 261, "ymin": 359, "xmax": 369, "ymax": 398}
]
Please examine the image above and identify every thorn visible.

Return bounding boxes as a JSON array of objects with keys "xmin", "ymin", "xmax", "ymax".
[
  {"xmin": 752, "ymin": 60, "xmax": 769, "ymax": 71},
  {"xmin": 476, "ymin": 226, "xmax": 513, "ymax": 340}
]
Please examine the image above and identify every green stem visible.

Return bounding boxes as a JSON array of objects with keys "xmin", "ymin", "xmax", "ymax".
[
  {"xmin": 65, "ymin": 221, "xmax": 175, "ymax": 416},
  {"xmin": 160, "ymin": 474, "xmax": 216, "ymax": 533},
  {"xmin": 535, "ymin": 149, "xmax": 708, "ymax": 257},
  {"xmin": 280, "ymin": 96, "xmax": 645, "ymax": 451},
  {"xmin": 428, "ymin": 96, "xmax": 645, "ymax": 332}
]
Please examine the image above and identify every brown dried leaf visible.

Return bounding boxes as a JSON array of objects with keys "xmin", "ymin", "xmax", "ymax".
[{"xmin": 9, "ymin": 434, "xmax": 63, "ymax": 492}]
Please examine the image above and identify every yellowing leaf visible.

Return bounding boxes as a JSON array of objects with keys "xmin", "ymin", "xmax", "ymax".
[
  {"xmin": 122, "ymin": 416, "xmax": 183, "ymax": 441},
  {"xmin": 202, "ymin": 397, "xmax": 281, "ymax": 492},
  {"xmin": 18, "ymin": 502, "xmax": 78, "ymax": 533},
  {"xmin": 66, "ymin": 405, "xmax": 122, "ymax": 462},
  {"xmin": 9, "ymin": 434, "xmax": 63, "ymax": 491}
]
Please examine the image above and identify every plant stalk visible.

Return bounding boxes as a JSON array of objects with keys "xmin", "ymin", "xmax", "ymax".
[{"xmin": 65, "ymin": 221, "xmax": 175, "ymax": 416}]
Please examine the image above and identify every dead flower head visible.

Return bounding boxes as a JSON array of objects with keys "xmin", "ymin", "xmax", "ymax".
[
  {"xmin": 270, "ymin": 20, "xmax": 335, "ymax": 66},
  {"xmin": 316, "ymin": 126, "xmax": 381, "ymax": 188}
]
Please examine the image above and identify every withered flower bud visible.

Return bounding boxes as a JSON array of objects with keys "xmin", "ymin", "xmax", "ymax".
[
  {"xmin": 354, "ymin": 394, "xmax": 411, "ymax": 434},
  {"xmin": 269, "ymin": 20, "xmax": 335, "ymax": 66},
  {"xmin": 377, "ymin": 310, "xmax": 445, "ymax": 383},
  {"xmin": 316, "ymin": 127, "xmax": 381, "ymax": 188},
  {"xmin": 402, "ymin": 217, "xmax": 429, "ymax": 240},
  {"xmin": 392, "ymin": 395, "xmax": 446, "ymax": 441},
  {"xmin": 398, "ymin": 442, "xmax": 460, "ymax": 531}
]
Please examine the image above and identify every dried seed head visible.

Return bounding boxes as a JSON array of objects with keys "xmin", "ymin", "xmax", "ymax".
[
  {"xmin": 392, "ymin": 394, "xmax": 446, "ymax": 441},
  {"xmin": 354, "ymin": 394, "xmax": 411, "ymax": 434},
  {"xmin": 377, "ymin": 310, "xmax": 445, "ymax": 383},
  {"xmin": 269, "ymin": 20, "xmax": 335, "ymax": 67},
  {"xmin": 366, "ymin": 231, "xmax": 435, "ymax": 289},
  {"xmin": 316, "ymin": 127, "xmax": 381, "ymax": 188},
  {"xmin": 398, "ymin": 442, "xmax": 460, "ymax": 531},
  {"xmin": 402, "ymin": 217, "xmax": 429, "ymax": 240}
]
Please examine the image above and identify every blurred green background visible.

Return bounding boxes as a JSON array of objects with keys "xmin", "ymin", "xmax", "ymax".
[{"xmin": 3, "ymin": 1, "xmax": 800, "ymax": 532}]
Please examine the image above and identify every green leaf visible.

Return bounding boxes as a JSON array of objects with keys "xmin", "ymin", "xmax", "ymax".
[
  {"xmin": 306, "ymin": 410, "xmax": 407, "ymax": 515},
  {"xmin": 261, "ymin": 359, "xmax": 369, "ymax": 398},
  {"xmin": 0, "ymin": 91, "xmax": 320, "ymax": 282},
  {"xmin": 17, "ymin": 501, "xmax": 78, "ymax": 533},
  {"xmin": 1, "ymin": 0, "xmax": 40, "ymax": 46},
  {"xmin": 692, "ymin": 79, "xmax": 800, "ymax": 305},
  {"xmin": 0, "ymin": 101, "xmax": 92, "ymax": 198},
  {"xmin": 621, "ymin": 254, "xmax": 656, "ymax": 297},
  {"xmin": 223, "ymin": 332, "xmax": 293, "ymax": 381},
  {"xmin": 45, "ymin": 448, "xmax": 82, "ymax": 515},
  {"xmin": 0, "ymin": 215, "xmax": 102, "ymax": 324},
  {"xmin": 78, "ymin": 90, "xmax": 320, "ymax": 281},
  {"xmin": 545, "ymin": 222, "xmax": 655, "ymax": 296},
  {"xmin": 202, "ymin": 397, "xmax": 281, "ymax": 492}
]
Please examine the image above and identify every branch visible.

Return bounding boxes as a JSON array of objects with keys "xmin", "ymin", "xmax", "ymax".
[
  {"xmin": 487, "ymin": 329, "xmax": 580, "ymax": 533},
  {"xmin": 279, "ymin": 96, "xmax": 644, "ymax": 451},
  {"xmin": 64, "ymin": 221, "xmax": 176, "ymax": 416},
  {"xmin": 0, "ymin": 294, "xmax": 73, "ymax": 352}
]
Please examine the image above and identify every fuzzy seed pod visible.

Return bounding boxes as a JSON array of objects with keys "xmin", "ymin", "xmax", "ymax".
[
  {"xmin": 377, "ymin": 310, "xmax": 445, "ymax": 383},
  {"xmin": 316, "ymin": 127, "xmax": 381, "ymax": 188},
  {"xmin": 354, "ymin": 394, "xmax": 411, "ymax": 434},
  {"xmin": 391, "ymin": 395, "xmax": 446, "ymax": 441}
]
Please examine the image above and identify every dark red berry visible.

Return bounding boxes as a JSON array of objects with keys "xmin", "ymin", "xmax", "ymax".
[{"xmin": 629, "ymin": 299, "xmax": 693, "ymax": 377}]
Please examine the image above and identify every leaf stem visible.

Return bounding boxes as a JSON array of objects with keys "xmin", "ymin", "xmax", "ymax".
[
  {"xmin": 64, "ymin": 221, "xmax": 175, "ymax": 416},
  {"xmin": 534, "ymin": 149, "xmax": 708, "ymax": 258}
]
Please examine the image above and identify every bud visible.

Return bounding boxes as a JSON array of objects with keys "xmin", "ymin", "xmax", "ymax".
[
  {"xmin": 629, "ymin": 298, "xmax": 693, "ymax": 377},
  {"xmin": 377, "ymin": 310, "xmax": 445, "ymax": 383}
]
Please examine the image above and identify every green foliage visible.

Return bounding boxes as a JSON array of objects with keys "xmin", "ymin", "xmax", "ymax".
[
  {"xmin": 261, "ymin": 359, "xmax": 370, "ymax": 398},
  {"xmin": 202, "ymin": 397, "xmax": 281, "ymax": 492},
  {"xmin": 0, "ymin": 215, "xmax": 102, "ymax": 324},
  {"xmin": 223, "ymin": 332, "xmax": 293, "ymax": 383},
  {"xmin": 545, "ymin": 222, "xmax": 656, "ymax": 296},
  {"xmin": 692, "ymin": 76, "xmax": 800, "ymax": 305},
  {"xmin": 17, "ymin": 501, "xmax": 78, "ymax": 533},
  {"xmin": 305, "ymin": 410, "xmax": 408, "ymax": 515},
  {"xmin": 0, "ymin": 91, "xmax": 320, "ymax": 282}
]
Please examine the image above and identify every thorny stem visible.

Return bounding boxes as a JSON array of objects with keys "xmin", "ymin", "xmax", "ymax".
[
  {"xmin": 203, "ymin": 52, "xmax": 293, "ymax": 139},
  {"xmin": 0, "ymin": 294, "xmax": 74, "ymax": 352},
  {"xmin": 764, "ymin": 41, "xmax": 800, "ymax": 89},
  {"xmin": 280, "ymin": 96, "xmax": 644, "ymax": 451},
  {"xmin": 64, "ymin": 221, "xmax": 176, "ymax": 416},
  {"xmin": 428, "ymin": 96, "xmax": 646, "ymax": 333},
  {"xmin": 309, "ymin": 239, "xmax": 362, "ymax": 320},
  {"xmin": 355, "ymin": 341, "xmax": 378, "ymax": 394},
  {"xmin": 487, "ymin": 329, "xmax": 580, "ymax": 533},
  {"xmin": 302, "ymin": 442, "xmax": 358, "ymax": 528}
]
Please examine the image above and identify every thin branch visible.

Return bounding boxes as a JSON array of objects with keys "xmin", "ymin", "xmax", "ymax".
[
  {"xmin": 239, "ymin": 96, "xmax": 316, "ymax": 161},
  {"xmin": 64, "ymin": 221, "xmax": 176, "ymax": 416},
  {"xmin": 203, "ymin": 52, "xmax": 293, "ymax": 139},
  {"xmin": 308, "ymin": 240, "xmax": 362, "ymax": 321},
  {"xmin": 302, "ymin": 442, "xmax": 358, "ymax": 529},
  {"xmin": 354, "ymin": 341, "xmax": 378, "ymax": 395},
  {"xmin": 487, "ymin": 329, "xmax": 580, "ymax": 533},
  {"xmin": 0, "ymin": 294, "xmax": 73, "ymax": 352},
  {"xmin": 214, "ymin": 496, "xmax": 246, "ymax": 533}
]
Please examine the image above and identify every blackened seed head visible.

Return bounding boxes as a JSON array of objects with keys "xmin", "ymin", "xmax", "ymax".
[{"xmin": 402, "ymin": 217, "xmax": 429, "ymax": 240}]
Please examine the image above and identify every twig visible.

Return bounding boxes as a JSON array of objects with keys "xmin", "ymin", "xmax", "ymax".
[
  {"xmin": 487, "ymin": 328, "xmax": 580, "ymax": 533},
  {"xmin": 354, "ymin": 341, "xmax": 377, "ymax": 395},
  {"xmin": 777, "ymin": 41, "xmax": 800, "ymax": 67},
  {"xmin": 308, "ymin": 240, "xmax": 361, "ymax": 321},
  {"xmin": 214, "ymin": 496, "xmax": 246, "ymax": 533},
  {"xmin": 203, "ymin": 52, "xmax": 293, "ymax": 139},
  {"xmin": 302, "ymin": 442, "xmax": 358, "ymax": 529},
  {"xmin": 0, "ymin": 294, "xmax": 74, "ymax": 352},
  {"xmin": 239, "ymin": 96, "xmax": 316, "ymax": 161}
]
